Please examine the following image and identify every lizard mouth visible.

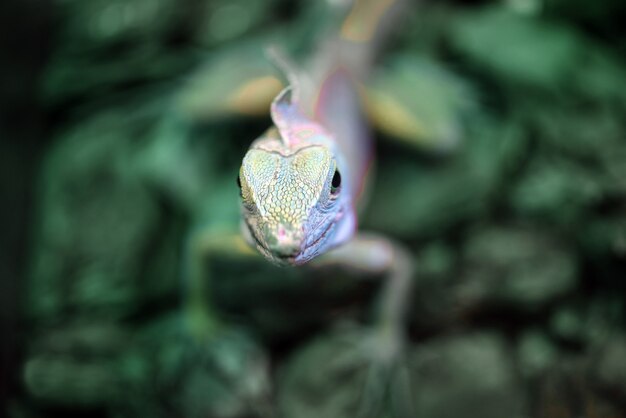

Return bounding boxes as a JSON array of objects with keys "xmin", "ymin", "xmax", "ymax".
[
  {"xmin": 275, "ymin": 254, "xmax": 298, "ymax": 265},
  {"xmin": 245, "ymin": 216, "xmax": 336, "ymax": 266}
]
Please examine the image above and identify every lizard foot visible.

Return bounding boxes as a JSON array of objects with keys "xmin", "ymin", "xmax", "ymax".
[{"xmin": 356, "ymin": 327, "xmax": 414, "ymax": 418}]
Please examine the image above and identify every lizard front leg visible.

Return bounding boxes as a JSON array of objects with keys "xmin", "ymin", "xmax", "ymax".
[
  {"xmin": 185, "ymin": 229, "xmax": 258, "ymax": 339},
  {"xmin": 312, "ymin": 233, "xmax": 416, "ymax": 417}
]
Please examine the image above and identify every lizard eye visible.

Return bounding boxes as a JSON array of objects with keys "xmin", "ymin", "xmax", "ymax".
[{"xmin": 330, "ymin": 169, "xmax": 341, "ymax": 195}]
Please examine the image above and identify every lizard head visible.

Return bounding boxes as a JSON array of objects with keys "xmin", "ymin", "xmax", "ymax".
[{"xmin": 237, "ymin": 87, "xmax": 355, "ymax": 266}]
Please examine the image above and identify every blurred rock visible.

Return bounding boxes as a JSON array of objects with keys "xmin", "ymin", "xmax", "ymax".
[
  {"xmin": 547, "ymin": 297, "xmax": 623, "ymax": 350},
  {"xmin": 581, "ymin": 215, "xmax": 626, "ymax": 260},
  {"xmin": 455, "ymin": 225, "xmax": 578, "ymax": 311},
  {"xmin": 516, "ymin": 329, "xmax": 558, "ymax": 379},
  {"xmin": 278, "ymin": 327, "xmax": 367, "ymax": 418},
  {"xmin": 277, "ymin": 324, "xmax": 410, "ymax": 418},
  {"xmin": 409, "ymin": 242, "xmax": 460, "ymax": 331},
  {"xmin": 120, "ymin": 315, "xmax": 273, "ymax": 418},
  {"xmin": 535, "ymin": 357, "xmax": 624, "ymax": 418},
  {"xmin": 23, "ymin": 315, "xmax": 273, "ymax": 417},
  {"xmin": 591, "ymin": 336, "xmax": 626, "ymax": 403},
  {"xmin": 23, "ymin": 323, "xmax": 129, "ymax": 406},
  {"xmin": 409, "ymin": 332, "xmax": 527, "ymax": 418},
  {"xmin": 549, "ymin": 306, "xmax": 584, "ymax": 342},
  {"xmin": 415, "ymin": 241, "xmax": 457, "ymax": 284}
]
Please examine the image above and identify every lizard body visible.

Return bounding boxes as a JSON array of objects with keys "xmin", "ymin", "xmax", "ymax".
[{"xmin": 238, "ymin": 0, "xmax": 402, "ymax": 266}]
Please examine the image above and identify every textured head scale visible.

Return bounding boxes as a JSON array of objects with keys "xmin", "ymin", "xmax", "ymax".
[{"xmin": 238, "ymin": 86, "xmax": 355, "ymax": 266}]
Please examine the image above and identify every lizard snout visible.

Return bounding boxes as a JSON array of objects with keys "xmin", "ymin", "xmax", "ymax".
[{"xmin": 266, "ymin": 224, "xmax": 303, "ymax": 258}]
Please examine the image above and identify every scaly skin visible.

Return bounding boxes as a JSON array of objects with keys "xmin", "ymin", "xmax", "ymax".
[{"xmin": 238, "ymin": 87, "xmax": 356, "ymax": 266}]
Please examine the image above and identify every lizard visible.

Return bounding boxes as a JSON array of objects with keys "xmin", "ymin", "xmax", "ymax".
[
  {"xmin": 187, "ymin": 0, "xmax": 415, "ymax": 414},
  {"xmin": 239, "ymin": 0, "xmax": 396, "ymax": 267},
  {"xmin": 235, "ymin": 0, "xmax": 415, "ymax": 412}
]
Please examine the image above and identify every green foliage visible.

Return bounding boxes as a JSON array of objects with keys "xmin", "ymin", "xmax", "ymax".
[{"xmin": 9, "ymin": 0, "xmax": 626, "ymax": 417}]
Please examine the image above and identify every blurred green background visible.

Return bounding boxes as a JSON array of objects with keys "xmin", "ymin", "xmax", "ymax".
[{"xmin": 2, "ymin": 0, "xmax": 626, "ymax": 417}]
